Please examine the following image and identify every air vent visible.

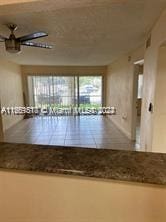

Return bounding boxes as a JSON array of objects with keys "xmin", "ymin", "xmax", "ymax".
[{"xmin": 146, "ymin": 35, "xmax": 151, "ymax": 49}]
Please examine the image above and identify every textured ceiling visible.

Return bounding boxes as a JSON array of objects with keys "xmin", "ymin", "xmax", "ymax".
[{"xmin": 0, "ymin": 0, "xmax": 165, "ymax": 65}]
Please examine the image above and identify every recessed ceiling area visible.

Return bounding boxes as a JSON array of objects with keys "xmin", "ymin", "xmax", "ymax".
[{"xmin": 0, "ymin": 0, "xmax": 165, "ymax": 66}]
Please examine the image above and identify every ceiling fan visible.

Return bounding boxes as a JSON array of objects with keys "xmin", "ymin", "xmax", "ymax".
[{"xmin": 0, "ymin": 23, "xmax": 52, "ymax": 53}]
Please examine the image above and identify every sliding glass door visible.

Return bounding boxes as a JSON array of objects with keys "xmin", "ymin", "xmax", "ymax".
[
  {"xmin": 79, "ymin": 76, "xmax": 102, "ymax": 108},
  {"xmin": 28, "ymin": 76, "xmax": 76, "ymax": 108},
  {"xmin": 28, "ymin": 75, "xmax": 103, "ymax": 113}
]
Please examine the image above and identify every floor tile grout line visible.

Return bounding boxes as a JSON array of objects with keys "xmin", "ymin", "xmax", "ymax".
[{"xmin": 4, "ymin": 116, "xmax": 138, "ymax": 150}]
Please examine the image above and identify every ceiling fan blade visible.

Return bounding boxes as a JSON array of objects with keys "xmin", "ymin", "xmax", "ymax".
[
  {"xmin": 18, "ymin": 32, "xmax": 48, "ymax": 43},
  {"xmin": 0, "ymin": 34, "xmax": 7, "ymax": 41},
  {"xmin": 21, "ymin": 42, "xmax": 52, "ymax": 49}
]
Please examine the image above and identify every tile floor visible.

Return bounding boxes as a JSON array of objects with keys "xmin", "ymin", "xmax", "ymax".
[{"xmin": 4, "ymin": 116, "xmax": 137, "ymax": 150}]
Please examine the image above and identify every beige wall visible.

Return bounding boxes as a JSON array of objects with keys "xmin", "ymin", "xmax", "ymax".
[
  {"xmin": 141, "ymin": 9, "xmax": 166, "ymax": 152},
  {"xmin": 0, "ymin": 59, "xmax": 23, "ymax": 131},
  {"xmin": 106, "ymin": 47, "xmax": 144, "ymax": 139},
  {"xmin": 21, "ymin": 65, "xmax": 107, "ymax": 76},
  {"xmin": 0, "ymin": 170, "xmax": 166, "ymax": 222},
  {"xmin": 152, "ymin": 46, "xmax": 166, "ymax": 152},
  {"xmin": 106, "ymin": 8, "xmax": 166, "ymax": 151},
  {"xmin": 0, "ymin": 111, "xmax": 3, "ymax": 141}
]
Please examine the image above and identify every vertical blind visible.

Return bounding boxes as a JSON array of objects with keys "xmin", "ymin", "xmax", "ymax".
[{"xmin": 28, "ymin": 75, "xmax": 102, "ymax": 110}]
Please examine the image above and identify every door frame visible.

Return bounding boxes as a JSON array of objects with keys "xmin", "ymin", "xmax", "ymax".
[
  {"xmin": 131, "ymin": 60, "xmax": 144, "ymax": 141},
  {"xmin": 0, "ymin": 101, "xmax": 4, "ymax": 141}
]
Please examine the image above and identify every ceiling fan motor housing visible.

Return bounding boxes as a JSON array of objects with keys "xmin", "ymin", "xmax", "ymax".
[
  {"xmin": 5, "ymin": 39, "xmax": 21, "ymax": 53},
  {"xmin": 0, "ymin": 23, "xmax": 51, "ymax": 53}
]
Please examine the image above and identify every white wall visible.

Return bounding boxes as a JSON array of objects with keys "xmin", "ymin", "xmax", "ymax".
[
  {"xmin": 106, "ymin": 47, "xmax": 144, "ymax": 139},
  {"xmin": 0, "ymin": 170, "xmax": 166, "ymax": 222},
  {"xmin": 0, "ymin": 59, "xmax": 24, "ymax": 131}
]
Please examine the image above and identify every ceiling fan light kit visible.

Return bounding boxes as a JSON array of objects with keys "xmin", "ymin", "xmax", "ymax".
[{"xmin": 0, "ymin": 23, "xmax": 52, "ymax": 53}]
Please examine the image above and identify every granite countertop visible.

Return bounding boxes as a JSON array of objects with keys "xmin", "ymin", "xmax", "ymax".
[{"xmin": 0, "ymin": 142, "xmax": 166, "ymax": 185}]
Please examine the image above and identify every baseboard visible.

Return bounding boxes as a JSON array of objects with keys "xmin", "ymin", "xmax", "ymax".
[
  {"xmin": 107, "ymin": 116, "xmax": 132, "ymax": 139},
  {"xmin": 3, "ymin": 115, "xmax": 24, "ymax": 132}
]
